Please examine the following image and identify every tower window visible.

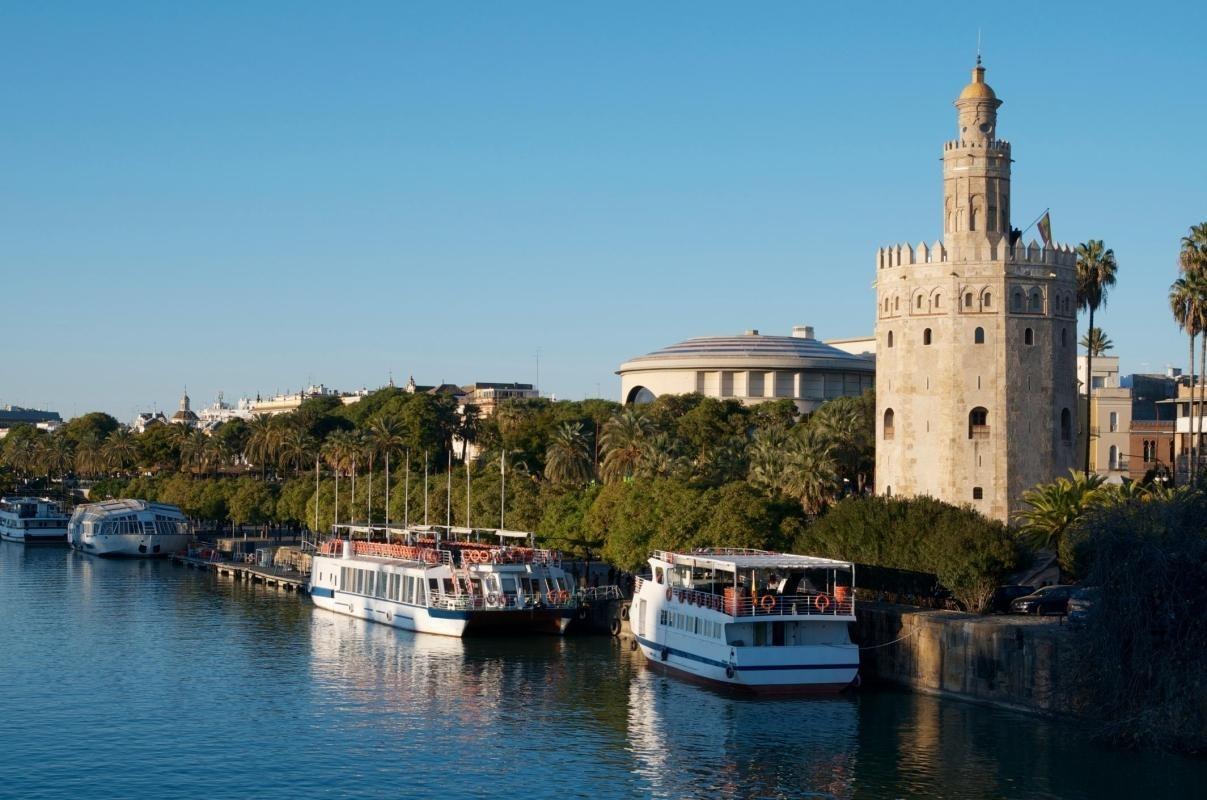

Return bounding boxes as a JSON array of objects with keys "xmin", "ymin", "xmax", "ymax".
[
  {"xmin": 1109, "ymin": 445, "xmax": 1119, "ymax": 470},
  {"xmin": 969, "ymin": 407, "xmax": 989, "ymax": 439},
  {"xmin": 883, "ymin": 409, "xmax": 895, "ymax": 440},
  {"xmin": 886, "ymin": 486, "xmax": 892, "ymax": 497},
  {"xmin": 934, "ymin": 293, "xmax": 942, "ymax": 309},
  {"xmin": 887, "ymin": 330, "xmax": 894, "ymax": 348},
  {"xmin": 973, "ymin": 487, "xmax": 983, "ymax": 500},
  {"xmin": 964, "ymin": 292, "xmax": 973, "ymax": 308},
  {"xmin": 1061, "ymin": 328, "xmax": 1068, "ymax": 347},
  {"xmin": 984, "ymin": 292, "xmax": 992, "ymax": 309},
  {"xmin": 916, "ymin": 295, "xmax": 923, "ymax": 309},
  {"xmin": 1012, "ymin": 291, "xmax": 1023, "ymax": 312},
  {"xmin": 1060, "ymin": 408, "xmax": 1072, "ymax": 443},
  {"xmin": 1109, "ymin": 411, "xmax": 1118, "ymax": 433},
  {"xmin": 894, "ymin": 297, "xmax": 899, "ymax": 311},
  {"xmin": 923, "ymin": 328, "xmax": 932, "ymax": 345},
  {"xmin": 974, "ymin": 327, "xmax": 985, "ymax": 344},
  {"xmin": 1029, "ymin": 290, "xmax": 1042, "ymax": 313},
  {"xmin": 1024, "ymin": 328, "xmax": 1034, "ymax": 346}
]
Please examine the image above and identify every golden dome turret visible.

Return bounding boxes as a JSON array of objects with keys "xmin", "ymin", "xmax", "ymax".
[{"xmin": 957, "ymin": 57, "xmax": 998, "ymax": 101}]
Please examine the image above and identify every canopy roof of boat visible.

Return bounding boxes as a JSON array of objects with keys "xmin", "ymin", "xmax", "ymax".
[
  {"xmin": 652, "ymin": 549, "xmax": 853, "ymax": 572},
  {"xmin": 331, "ymin": 523, "xmax": 535, "ymax": 541}
]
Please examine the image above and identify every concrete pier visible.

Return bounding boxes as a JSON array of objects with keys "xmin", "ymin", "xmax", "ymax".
[{"xmin": 853, "ymin": 603, "xmax": 1075, "ymax": 716}]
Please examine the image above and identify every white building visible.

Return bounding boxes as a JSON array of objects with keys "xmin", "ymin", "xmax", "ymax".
[{"xmin": 618, "ymin": 326, "xmax": 874, "ymax": 414}]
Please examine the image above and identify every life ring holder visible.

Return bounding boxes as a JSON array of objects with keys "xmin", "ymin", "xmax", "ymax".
[
  {"xmin": 815, "ymin": 593, "xmax": 831, "ymax": 613},
  {"xmin": 760, "ymin": 595, "xmax": 776, "ymax": 612}
]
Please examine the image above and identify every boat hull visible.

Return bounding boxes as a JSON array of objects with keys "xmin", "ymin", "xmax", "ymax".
[
  {"xmin": 0, "ymin": 529, "xmax": 68, "ymax": 544},
  {"xmin": 464, "ymin": 607, "xmax": 574, "ymax": 635},
  {"xmin": 71, "ymin": 532, "xmax": 193, "ymax": 558},
  {"xmin": 310, "ymin": 587, "xmax": 470, "ymax": 637},
  {"xmin": 635, "ymin": 635, "xmax": 858, "ymax": 694}
]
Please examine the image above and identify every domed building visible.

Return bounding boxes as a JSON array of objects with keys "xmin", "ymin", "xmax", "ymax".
[{"xmin": 618, "ymin": 326, "xmax": 874, "ymax": 413}]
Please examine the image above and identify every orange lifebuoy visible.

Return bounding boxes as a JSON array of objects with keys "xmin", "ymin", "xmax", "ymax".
[
  {"xmin": 547, "ymin": 590, "xmax": 558, "ymax": 605},
  {"xmin": 559, "ymin": 589, "xmax": 570, "ymax": 603},
  {"xmin": 760, "ymin": 595, "xmax": 776, "ymax": 612},
  {"xmin": 815, "ymin": 593, "xmax": 831, "ymax": 613}
]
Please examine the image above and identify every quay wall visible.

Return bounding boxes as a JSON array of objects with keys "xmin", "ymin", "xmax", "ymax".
[{"xmin": 853, "ymin": 603, "xmax": 1076, "ymax": 716}]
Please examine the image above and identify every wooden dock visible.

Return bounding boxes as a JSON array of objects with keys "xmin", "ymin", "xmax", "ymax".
[{"xmin": 172, "ymin": 553, "xmax": 309, "ymax": 593}]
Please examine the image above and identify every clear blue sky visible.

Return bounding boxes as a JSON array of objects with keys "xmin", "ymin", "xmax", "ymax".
[{"xmin": 4, "ymin": 1, "xmax": 1205, "ymax": 420}]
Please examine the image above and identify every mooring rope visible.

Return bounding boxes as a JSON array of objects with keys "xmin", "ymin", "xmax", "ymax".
[{"xmin": 854, "ymin": 627, "xmax": 921, "ymax": 650}]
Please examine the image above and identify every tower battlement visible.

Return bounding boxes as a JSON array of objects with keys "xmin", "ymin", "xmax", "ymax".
[
  {"xmin": 944, "ymin": 139, "xmax": 1011, "ymax": 154},
  {"xmin": 876, "ymin": 240, "xmax": 1076, "ymax": 270}
]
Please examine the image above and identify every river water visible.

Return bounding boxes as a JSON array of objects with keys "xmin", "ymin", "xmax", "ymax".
[{"xmin": 1, "ymin": 543, "xmax": 1200, "ymax": 799}]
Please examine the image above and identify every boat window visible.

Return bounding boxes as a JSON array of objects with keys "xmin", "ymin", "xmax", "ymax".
[
  {"xmin": 655, "ymin": 567, "xmax": 664, "ymax": 584},
  {"xmin": 501, "ymin": 577, "xmax": 517, "ymax": 592},
  {"xmin": 753, "ymin": 623, "xmax": 767, "ymax": 646}
]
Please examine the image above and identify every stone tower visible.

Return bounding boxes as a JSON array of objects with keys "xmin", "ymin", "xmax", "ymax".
[{"xmin": 874, "ymin": 61, "xmax": 1078, "ymax": 523}]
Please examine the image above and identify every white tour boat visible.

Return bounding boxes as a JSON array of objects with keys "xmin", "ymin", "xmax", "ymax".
[
  {"xmin": 0, "ymin": 497, "xmax": 70, "ymax": 544},
  {"xmin": 309, "ymin": 526, "xmax": 578, "ymax": 638},
  {"xmin": 631, "ymin": 549, "xmax": 859, "ymax": 694},
  {"xmin": 68, "ymin": 499, "xmax": 192, "ymax": 557}
]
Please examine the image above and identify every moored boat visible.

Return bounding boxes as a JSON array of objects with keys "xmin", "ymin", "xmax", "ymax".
[
  {"xmin": 68, "ymin": 499, "xmax": 192, "ymax": 557},
  {"xmin": 308, "ymin": 526, "xmax": 578, "ymax": 637},
  {"xmin": 631, "ymin": 548, "xmax": 859, "ymax": 694},
  {"xmin": 0, "ymin": 497, "xmax": 70, "ymax": 544}
]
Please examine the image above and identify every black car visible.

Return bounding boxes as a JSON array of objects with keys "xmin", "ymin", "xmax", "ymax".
[
  {"xmin": 989, "ymin": 585, "xmax": 1035, "ymax": 614},
  {"xmin": 1066, "ymin": 587, "xmax": 1101, "ymax": 626},
  {"xmin": 1009, "ymin": 585, "xmax": 1075, "ymax": 615}
]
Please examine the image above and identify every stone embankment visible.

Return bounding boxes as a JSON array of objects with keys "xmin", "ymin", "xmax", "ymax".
[{"xmin": 853, "ymin": 603, "xmax": 1076, "ymax": 716}]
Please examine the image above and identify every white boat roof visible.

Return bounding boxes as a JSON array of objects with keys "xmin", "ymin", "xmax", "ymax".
[
  {"xmin": 72, "ymin": 499, "xmax": 186, "ymax": 520},
  {"xmin": 652, "ymin": 549, "xmax": 853, "ymax": 571}
]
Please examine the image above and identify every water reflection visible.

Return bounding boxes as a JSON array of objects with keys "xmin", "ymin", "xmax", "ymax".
[{"xmin": 1, "ymin": 543, "xmax": 1203, "ymax": 800}]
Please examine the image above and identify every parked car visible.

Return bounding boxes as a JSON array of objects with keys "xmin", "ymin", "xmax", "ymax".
[
  {"xmin": 1066, "ymin": 586, "xmax": 1101, "ymax": 626},
  {"xmin": 989, "ymin": 585, "xmax": 1035, "ymax": 614},
  {"xmin": 1009, "ymin": 585, "xmax": 1075, "ymax": 615}
]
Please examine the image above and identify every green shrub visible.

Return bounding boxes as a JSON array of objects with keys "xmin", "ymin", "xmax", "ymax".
[{"xmin": 795, "ymin": 495, "xmax": 1021, "ymax": 612}]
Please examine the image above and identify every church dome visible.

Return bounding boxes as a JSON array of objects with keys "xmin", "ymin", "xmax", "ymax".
[{"xmin": 957, "ymin": 62, "xmax": 997, "ymax": 101}]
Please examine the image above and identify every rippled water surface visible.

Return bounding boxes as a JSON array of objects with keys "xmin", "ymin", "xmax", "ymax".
[{"xmin": 1, "ymin": 544, "xmax": 1201, "ymax": 799}]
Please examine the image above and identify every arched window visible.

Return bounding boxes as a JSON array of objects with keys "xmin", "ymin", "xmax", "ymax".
[
  {"xmin": 1060, "ymin": 408, "xmax": 1071, "ymax": 443},
  {"xmin": 1109, "ymin": 411, "xmax": 1118, "ymax": 433},
  {"xmin": 886, "ymin": 486, "xmax": 892, "ymax": 497},
  {"xmin": 1012, "ymin": 291, "xmax": 1023, "ymax": 312},
  {"xmin": 1029, "ymin": 290, "xmax": 1042, "ymax": 313},
  {"xmin": 934, "ymin": 293, "xmax": 942, "ymax": 309},
  {"xmin": 1024, "ymin": 328, "xmax": 1034, "ymax": 346},
  {"xmin": 964, "ymin": 292, "xmax": 973, "ymax": 308},
  {"xmin": 887, "ymin": 330, "xmax": 894, "ymax": 348},
  {"xmin": 969, "ymin": 407, "xmax": 989, "ymax": 439},
  {"xmin": 984, "ymin": 292, "xmax": 992, "ymax": 309},
  {"xmin": 883, "ymin": 409, "xmax": 895, "ymax": 439},
  {"xmin": 916, "ymin": 295, "xmax": 923, "ymax": 309},
  {"xmin": 923, "ymin": 328, "xmax": 932, "ymax": 345},
  {"xmin": 974, "ymin": 327, "xmax": 985, "ymax": 344},
  {"xmin": 1109, "ymin": 445, "xmax": 1119, "ymax": 470},
  {"xmin": 894, "ymin": 297, "xmax": 900, "ymax": 311},
  {"xmin": 1061, "ymin": 328, "xmax": 1068, "ymax": 347}
]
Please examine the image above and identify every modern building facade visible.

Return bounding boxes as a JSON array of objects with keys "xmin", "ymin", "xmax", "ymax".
[
  {"xmin": 875, "ymin": 61, "xmax": 1078, "ymax": 523},
  {"xmin": 618, "ymin": 326, "xmax": 875, "ymax": 414},
  {"xmin": 0, "ymin": 405, "xmax": 62, "ymax": 438}
]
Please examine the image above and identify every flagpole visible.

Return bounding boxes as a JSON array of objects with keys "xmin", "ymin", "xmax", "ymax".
[{"xmin": 1018, "ymin": 207, "xmax": 1050, "ymax": 237}]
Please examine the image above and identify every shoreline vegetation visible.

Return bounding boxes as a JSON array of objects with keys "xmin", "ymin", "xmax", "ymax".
[{"xmin": 1, "ymin": 388, "xmax": 1203, "ymax": 753}]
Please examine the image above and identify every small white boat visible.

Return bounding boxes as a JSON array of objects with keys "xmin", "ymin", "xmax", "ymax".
[
  {"xmin": 631, "ymin": 549, "xmax": 859, "ymax": 694},
  {"xmin": 68, "ymin": 499, "xmax": 192, "ymax": 557},
  {"xmin": 309, "ymin": 526, "xmax": 578, "ymax": 637},
  {"xmin": 0, "ymin": 497, "xmax": 69, "ymax": 544}
]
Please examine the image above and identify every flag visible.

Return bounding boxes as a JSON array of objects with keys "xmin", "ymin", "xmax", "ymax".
[{"xmin": 1037, "ymin": 211, "xmax": 1053, "ymax": 248}]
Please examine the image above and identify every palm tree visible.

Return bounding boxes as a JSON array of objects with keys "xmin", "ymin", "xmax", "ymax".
[
  {"xmin": 243, "ymin": 415, "xmax": 281, "ymax": 479},
  {"xmin": 277, "ymin": 426, "xmax": 317, "ymax": 476},
  {"xmin": 1076, "ymin": 240, "xmax": 1119, "ymax": 476},
  {"xmin": 203, "ymin": 436, "xmax": 233, "ymax": 475},
  {"xmin": 544, "ymin": 422, "xmax": 594, "ymax": 485},
  {"xmin": 1178, "ymin": 223, "xmax": 1207, "ymax": 481},
  {"xmin": 637, "ymin": 432, "xmax": 687, "ymax": 480},
  {"xmin": 748, "ymin": 426, "xmax": 840, "ymax": 515},
  {"xmin": 102, "ymin": 429, "xmax": 138, "ymax": 475},
  {"xmin": 5, "ymin": 435, "xmax": 40, "ymax": 478},
  {"xmin": 179, "ymin": 429, "xmax": 210, "ymax": 475},
  {"xmin": 599, "ymin": 409, "xmax": 653, "ymax": 483},
  {"xmin": 74, "ymin": 434, "xmax": 106, "ymax": 478},
  {"xmin": 1016, "ymin": 469, "xmax": 1107, "ymax": 551},
  {"xmin": 367, "ymin": 416, "xmax": 406, "ymax": 524},
  {"xmin": 455, "ymin": 404, "xmax": 481, "ymax": 462},
  {"xmin": 38, "ymin": 434, "xmax": 75, "ymax": 480},
  {"xmin": 1079, "ymin": 327, "xmax": 1113, "ymax": 357}
]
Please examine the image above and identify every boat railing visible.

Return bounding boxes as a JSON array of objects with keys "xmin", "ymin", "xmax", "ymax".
[
  {"xmin": 319, "ymin": 539, "xmax": 453, "ymax": 566},
  {"xmin": 579, "ymin": 585, "xmax": 623, "ymax": 602},
  {"xmin": 656, "ymin": 583, "xmax": 855, "ymax": 618},
  {"xmin": 428, "ymin": 591, "xmax": 577, "ymax": 611}
]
